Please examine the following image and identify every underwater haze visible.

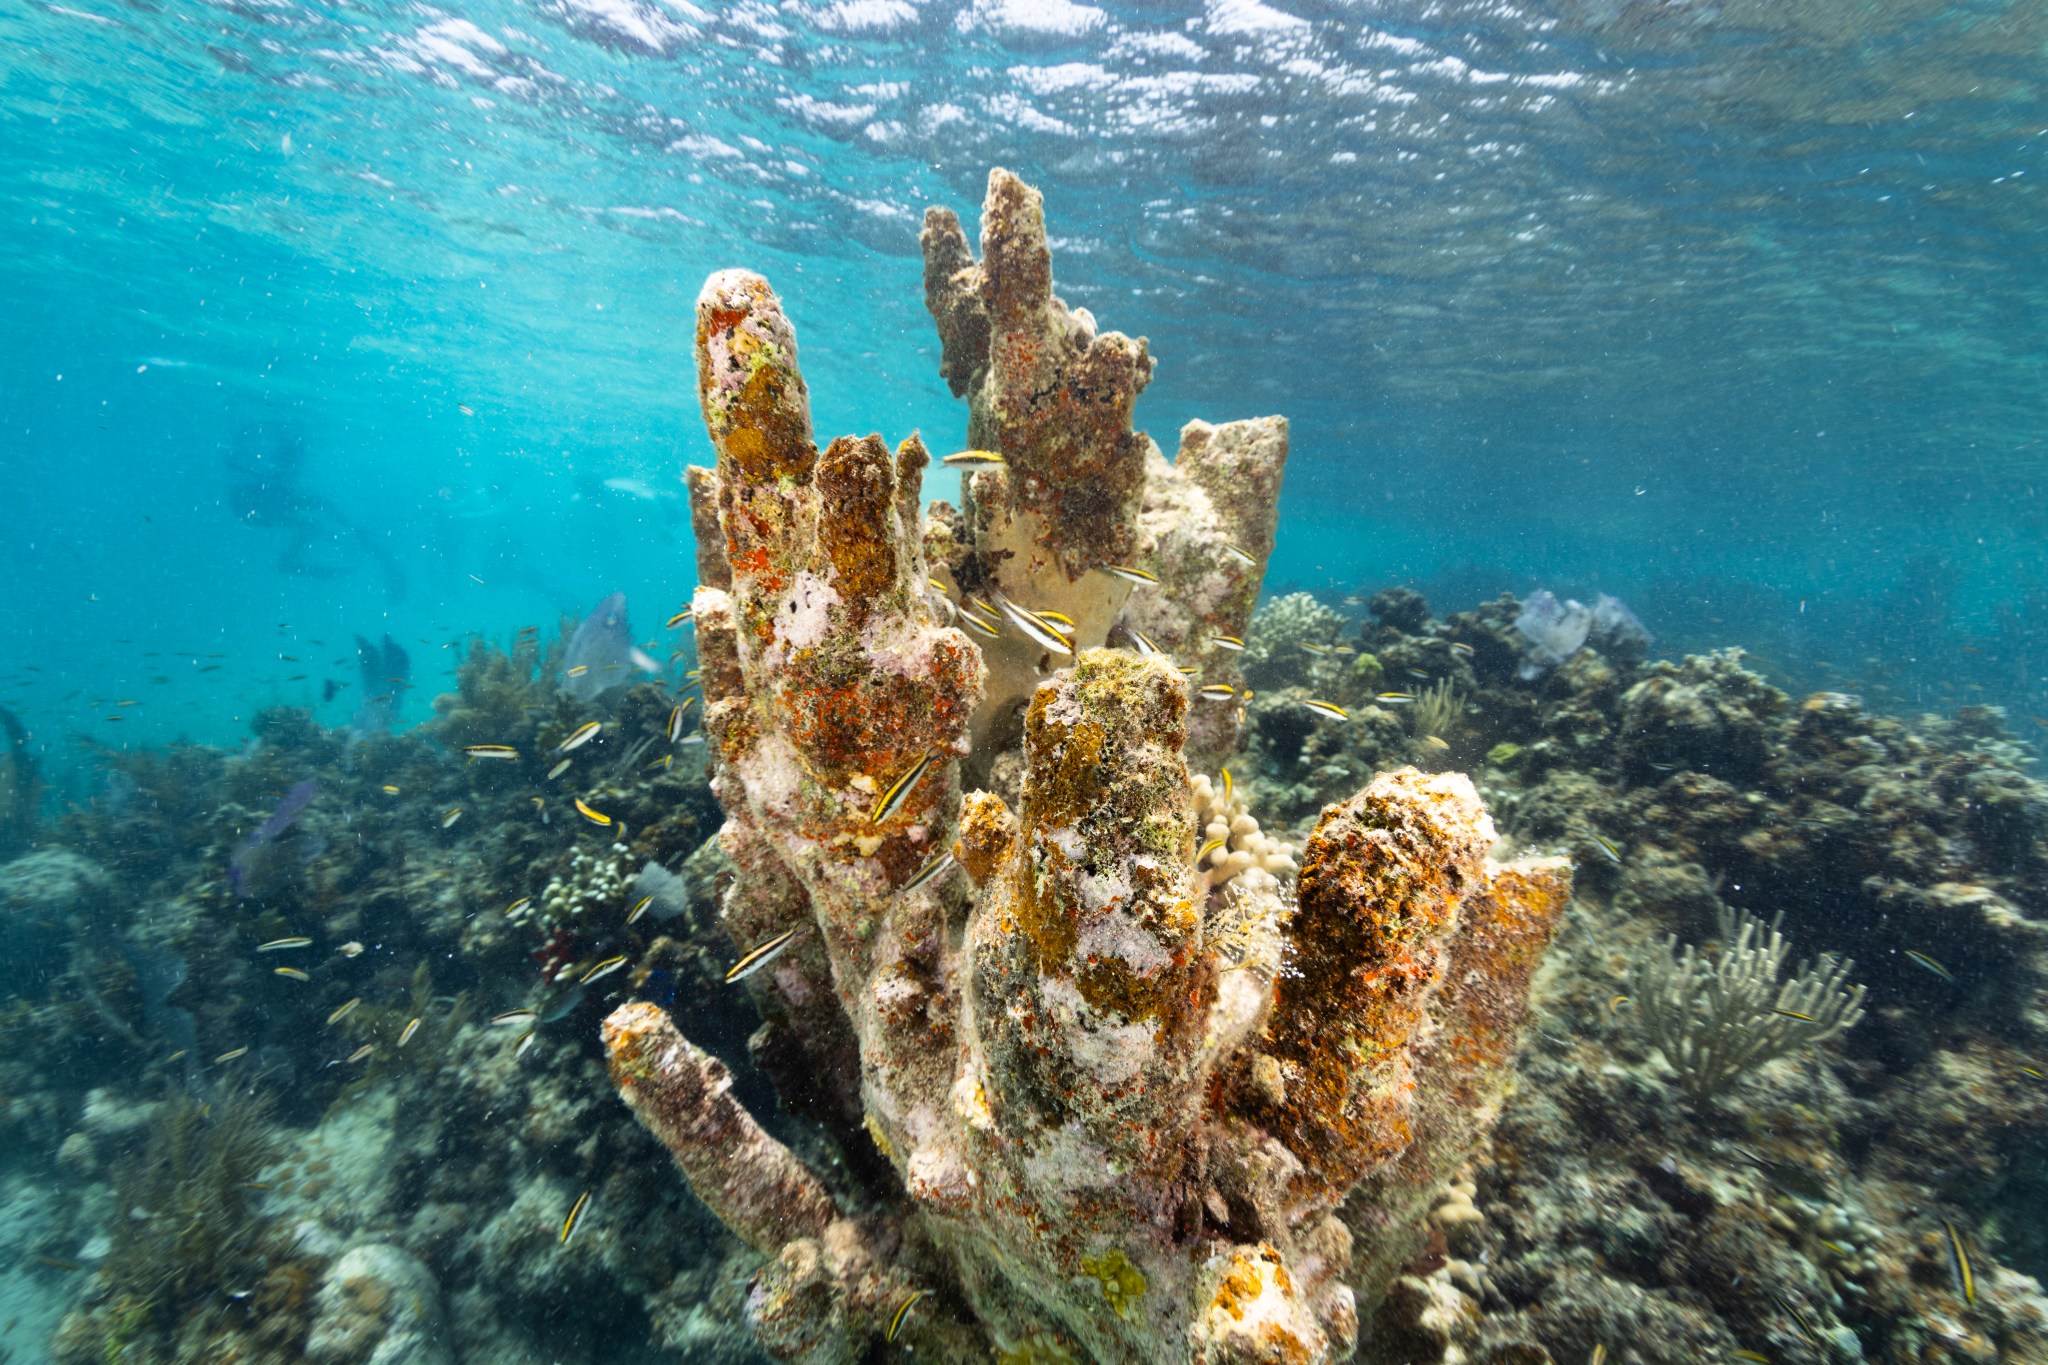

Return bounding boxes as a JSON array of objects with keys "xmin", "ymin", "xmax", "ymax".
[{"xmin": 5, "ymin": 0, "xmax": 2048, "ymax": 1362}]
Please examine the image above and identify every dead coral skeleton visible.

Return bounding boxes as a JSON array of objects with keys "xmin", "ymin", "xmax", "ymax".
[{"xmin": 1630, "ymin": 905, "xmax": 1866, "ymax": 1104}]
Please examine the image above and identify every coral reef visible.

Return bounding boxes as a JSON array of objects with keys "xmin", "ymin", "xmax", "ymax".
[{"xmin": 607, "ymin": 181, "xmax": 1571, "ymax": 1364}]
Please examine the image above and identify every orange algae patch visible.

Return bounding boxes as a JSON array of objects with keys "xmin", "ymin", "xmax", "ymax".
[{"xmin": 1241, "ymin": 770, "xmax": 1492, "ymax": 1204}]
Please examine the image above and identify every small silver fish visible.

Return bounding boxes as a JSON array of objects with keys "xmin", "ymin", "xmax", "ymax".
[
  {"xmin": 441, "ymin": 807, "xmax": 464, "ymax": 829},
  {"xmin": 899, "ymin": 850, "xmax": 956, "ymax": 894},
  {"xmin": 327, "ymin": 998, "xmax": 361, "ymax": 1025},
  {"xmin": 464, "ymin": 744, "xmax": 519, "ymax": 760},
  {"xmin": 398, "ymin": 1017, "xmax": 422, "ymax": 1047},
  {"xmin": 1209, "ymin": 635, "xmax": 1246, "ymax": 652},
  {"xmin": 560, "ymin": 1189, "xmax": 591, "ymax": 1245},
  {"xmin": 547, "ymin": 759, "xmax": 572, "ymax": 780},
  {"xmin": 995, "ymin": 598, "xmax": 1074, "ymax": 656},
  {"xmin": 1302, "ymin": 698, "xmax": 1349, "ymax": 721},
  {"xmin": 580, "ymin": 954, "xmax": 628, "ymax": 984},
  {"xmin": 1103, "ymin": 565, "xmax": 1158, "ymax": 585},
  {"xmin": 257, "ymin": 937, "xmax": 313, "ymax": 952},
  {"xmin": 1220, "ymin": 542, "xmax": 1256, "ymax": 567},
  {"xmin": 491, "ymin": 1009, "xmax": 539, "ymax": 1028},
  {"xmin": 273, "ymin": 966, "xmax": 310, "ymax": 982},
  {"xmin": 727, "ymin": 928, "xmax": 802, "ymax": 984},
  {"xmin": 627, "ymin": 894, "xmax": 654, "ymax": 925},
  {"xmin": 555, "ymin": 721, "xmax": 602, "ymax": 754},
  {"xmin": 1196, "ymin": 683, "xmax": 1236, "ymax": 701}
]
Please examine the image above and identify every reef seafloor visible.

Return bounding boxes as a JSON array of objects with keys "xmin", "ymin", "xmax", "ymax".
[{"xmin": 4, "ymin": 170, "xmax": 2048, "ymax": 1365}]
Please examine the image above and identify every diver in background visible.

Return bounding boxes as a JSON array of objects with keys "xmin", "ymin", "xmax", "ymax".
[{"xmin": 224, "ymin": 424, "xmax": 408, "ymax": 601}]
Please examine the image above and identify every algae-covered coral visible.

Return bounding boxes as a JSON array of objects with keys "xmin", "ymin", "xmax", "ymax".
[
  {"xmin": 603, "ymin": 169, "xmax": 1571, "ymax": 1364},
  {"xmin": 6, "ymin": 166, "xmax": 2048, "ymax": 1365}
]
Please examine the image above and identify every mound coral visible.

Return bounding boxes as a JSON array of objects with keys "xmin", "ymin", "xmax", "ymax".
[{"xmin": 602, "ymin": 169, "xmax": 1571, "ymax": 1364}]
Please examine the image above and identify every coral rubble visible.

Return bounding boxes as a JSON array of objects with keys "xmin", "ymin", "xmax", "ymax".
[{"xmin": 607, "ymin": 170, "xmax": 1570, "ymax": 1364}]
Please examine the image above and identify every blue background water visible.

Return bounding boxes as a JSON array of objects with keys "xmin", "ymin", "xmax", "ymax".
[{"xmin": 6, "ymin": 0, "xmax": 2046, "ymax": 781}]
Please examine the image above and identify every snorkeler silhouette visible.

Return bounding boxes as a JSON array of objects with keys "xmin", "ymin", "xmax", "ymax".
[{"xmin": 224, "ymin": 425, "xmax": 407, "ymax": 601}]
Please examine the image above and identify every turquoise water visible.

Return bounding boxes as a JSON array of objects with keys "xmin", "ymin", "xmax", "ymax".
[
  {"xmin": 8, "ymin": 0, "xmax": 2047, "ymax": 768},
  {"xmin": 6, "ymin": 3, "xmax": 2048, "ymax": 1362}
]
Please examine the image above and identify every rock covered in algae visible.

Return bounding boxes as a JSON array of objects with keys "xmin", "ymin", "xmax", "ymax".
[{"xmin": 602, "ymin": 172, "xmax": 1571, "ymax": 1365}]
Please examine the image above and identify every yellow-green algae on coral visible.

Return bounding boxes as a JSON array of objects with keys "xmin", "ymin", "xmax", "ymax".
[{"xmin": 1081, "ymin": 1248, "xmax": 1148, "ymax": 1319}]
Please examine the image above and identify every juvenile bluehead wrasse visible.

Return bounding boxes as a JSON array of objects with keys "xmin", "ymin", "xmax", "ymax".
[
  {"xmin": 327, "ymin": 998, "xmax": 361, "ymax": 1025},
  {"xmin": 627, "ymin": 894, "xmax": 654, "ymax": 925},
  {"xmin": 1377, "ymin": 691, "xmax": 1416, "ymax": 703},
  {"xmin": 870, "ymin": 753, "xmax": 937, "ymax": 826},
  {"xmin": 514, "ymin": 1031, "xmax": 537, "ymax": 1058},
  {"xmin": 1121, "ymin": 627, "xmax": 1165, "ymax": 660},
  {"xmin": 1302, "ymin": 643, "xmax": 1333, "ymax": 656},
  {"xmin": 565, "ymin": 664, "xmax": 589, "ymax": 677},
  {"xmin": 273, "ymin": 967, "xmax": 310, "ymax": 982},
  {"xmin": 547, "ymin": 759, "xmax": 572, "ymax": 780},
  {"xmin": 1591, "ymin": 834, "xmax": 1623, "ymax": 864},
  {"xmin": 1210, "ymin": 635, "xmax": 1246, "ymax": 652},
  {"xmin": 942, "ymin": 449, "xmax": 1006, "ymax": 469},
  {"xmin": 581, "ymin": 955, "xmax": 629, "ymax": 985},
  {"xmin": 214, "ymin": 1047, "xmax": 249, "ymax": 1063},
  {"xmin": 644, "ymin": 754, "xmax": 672, "ymax": 770},
  {"xmin": 959, "ymin": 612, "xmax": 1000, "ymax": 640},
  {"xmin": 887, "ymin": 1289, "xmax": 927, "ymax": 1343},
  {"xmin": 441, "ymin": 807, "xmax": 464, "ymax": 829},
  {"xmin": 1221, "ymin": 768, "xmax": 1234, "ymax": 805},
  {"xmin": 1905, "ymin": 950, "xmax": 1955, "ymax": 982},
  {"xmin": 679, "ymin": 735, "xmax": 706, "ymax": 746},
  {"xmin": 257, "ymin": 937, "xmax": 313, "ymax": 952},
  {"xmin": 1771, "ymin": 1292, "xmax": 1824, "ymax": 1349},
  {"xmin": 665, "ymin": 608, "xmax": 693, "ymax": 628},
  {"xmin": 996, "ymin": 598, "xmax": 1074, "ymax": 655},
  {"xmin": 1405, "ymin": 666, "xmax": 1429, "ymax": 677},
  {"xmin": 1420, "ymin": 735, "xmax": 1451, "ymax": 752},
  {"xmin": 2023, "ymin": 1066, "xmax": 2046, "ymax": 1081},
  {"xmin": 727, "ymin": 929, "xmax": 801, "ymax": 984},
  {"xmin": 1220, "ymin": 542, "xmax": 1256, "ymax": 567},
  {"xmin": 1609, "ymin": 994, "xmax": 1631, "ymax": 1012},
  {"xmin": 556, "ymin": 721, "xmax": 602, "ymax": 753},
  {"xmin": 1449, "ymin": 641, "xmax": 1475, "ymax": 657},
  {"xmin": 381, "ymin": 784, "xmax": 402, "ymax": 795},
  {"xmin": 928, "ymin": 578, "xmax": 950, "ymax": 594},
  {"xmin": 398, "ymin": 1017, "xmax": 422, "ymax": 1047},
  {"xmin": 900, "ymin": 850, "xmax": 956, "ymax": 894},
  {"xmin": 347, "ymin": 1044, "xmax": 375, "ymax": 1063},
  {"xmin": 1178, "ymin": 665, "xmax": 1199, "ymax": 676},
  {"xmin": 1104, "ymin": 565, "xmax": 1158, "ymax": 585},
  {"xmin": 1302, "ymin": 699, "xmax": 1350, "ymax": 722},
  {"xmin": 1946, "ymin": 1220, "xmax": 1976, "ymax": 1304},
  {"xmin": 1772, "ymin": 1008, "xmax": 1818, "ymax": 1022},
  {"xmin": 531, "ymin": 798, "xmax": 547, "ymax": 818},
  {"xmin": 165, "ymin": 1049, "xmax": 187, "ymax": 1064},
  {"xmin": 560, "ymin": 1189, "xmax": 591, "ymax": 1245},
  {"xmin": 1332, "ymin": 646, "xmax": 1356, "ymax": 656},
  {"xmin": 1730, "ymin": 1353, "xmax": 1770, "ymax": 1363},
  {"xmin": 1197, "ymin": 683, "xmax": 1236, "ymax": 701},
  {"xmin": 464, "ymin": 744, "xmax": 519, "ymax": 760},
  {"xmin": 686, "ymin": 667, "xmax": 702, "ymax": 680},
  {"xmin": 1036, "ymin": 609, "xmax": 1077, "ymax": 629},
  {"xmin": 573, "ymin": 798, "xmax": 612, "ymax": 827},
  {"xmin": 459, "ymin": 403, "xmax": 475, "ymax": 416},
  {"xmin": 965, "ymin": 595, "xmax": 1001, "ymax": 621},
  {"xmin": 1590, "ymin": 1347, "xmax": 1607, "ymax": 1365},
  {"xmin": 1197, "ymin": 837, "xmax": 1227, "ymax": 865},
  {"xmin": 491, "ymin": 1009, "xmax": 539, "ymax": 1028},
  {"xmin": 667, "ymin": 704, "xmax": 690, "ymax": 742}
]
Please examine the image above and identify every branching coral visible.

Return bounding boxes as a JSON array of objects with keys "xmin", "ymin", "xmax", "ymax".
[
  {"xmin": 603, "ymin": 180, "xmax": 1575, "ymax": 1365},
  {"xmin": 1630, "ymin": 906, "xmax": 1866, "ymax": 1104}
]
